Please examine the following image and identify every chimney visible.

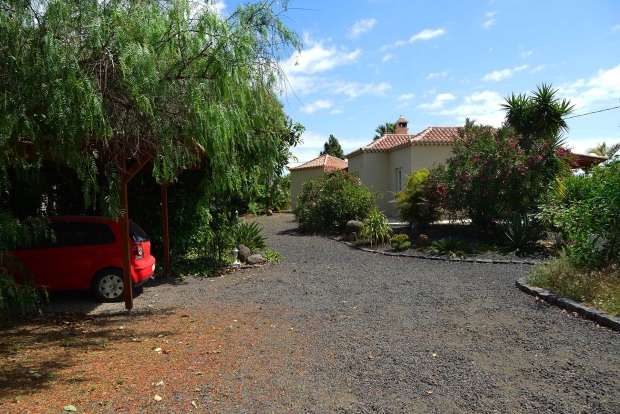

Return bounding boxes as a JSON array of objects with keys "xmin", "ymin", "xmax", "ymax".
[{"xmin": 395, "ymin": 115, "xmax": 409, "ymax": 134}]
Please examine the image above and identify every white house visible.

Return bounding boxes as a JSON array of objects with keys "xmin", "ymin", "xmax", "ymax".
[{"xmin": 346, "ymin": 116, "xmax": 458, "ymax": 217}]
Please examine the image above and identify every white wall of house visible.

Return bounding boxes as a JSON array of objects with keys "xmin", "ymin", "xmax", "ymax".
[
  {"xmin": 349, "ymin": 152, "xmax": 393, "ymax": 214},
  {"xmin": 410, "ymin": 145, "xmax": 453, "ymax": 172},
  {"xmin": 290, "ymin": 167, "xmax": 325, "ymax": 210},
  {"xmin": 348, "ymin": 144, "xmax": 455, "ymax": 218}
]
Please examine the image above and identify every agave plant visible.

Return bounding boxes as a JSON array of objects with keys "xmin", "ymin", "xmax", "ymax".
[
  {"xmin": 501, "ymin": 213, "xmax": 546, "ymax": 254},
  {"xmin": 232, "ymin": 221, "xmax": 266, "ymax": 251},
  {"xmin": 426, "ymin": 237, "xmax": 467, "ymax": 258}
]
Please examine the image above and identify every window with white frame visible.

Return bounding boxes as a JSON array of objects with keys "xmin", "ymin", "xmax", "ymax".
[{"xmin": 396, "ymin": 168, "xmax": 403, "ymax": 191}]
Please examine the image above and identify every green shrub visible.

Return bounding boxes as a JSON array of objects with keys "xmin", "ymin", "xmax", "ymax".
[
  {"xmin": 232, "ymin": 221, "xmax": 267, "ymax": 251},
  {"xmin": 360, "ymin": 207, "xmax": 392, "ymax": 246},
  {"xmin": 426, "ymin": 237, "xmax": 467, "ymax": 258},
  {"xmin": 391, "ymin": 234, "xmax": 411, "ymax": 251},
  {"xmin": 0, "ymin": 270, "xmax": 44, "ymax": 317},
  {"xmin": 539, "ymin": 160, "xmax": 620, "ymax": 268},
  {"xmin": 395, "ymin": 169, "xmax": 438, "ymax": 228},
  {"xmin": 294, "ymin": 171, "xmax": 375, "ymax": 232},
  {"xmin": 426, "ymin": 119, "xmax": 573, "ymax": 232},
  {"xmin": 529, "ymin": 255, "xmax": 620, "ymax": 316}
]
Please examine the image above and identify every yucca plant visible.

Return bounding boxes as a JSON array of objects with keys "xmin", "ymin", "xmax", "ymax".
[
  {"xmin": 232, "ymin": 221, "xmax": 266, "ymax": 251},
  {"xmin": 426, "ymin": 237, "xmax": 467, "ymax": 258},
  {"xmin": 360, "ymin": 207, "xmax": 393, "ymax": 246}
]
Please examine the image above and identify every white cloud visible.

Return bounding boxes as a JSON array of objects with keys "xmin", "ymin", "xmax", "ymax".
[
  {"xmin": 520, "ymin": 50, "xmax": 533, "ymax": 59},
  {"xmin": 381, "ymin": 28, "xmax": 446, "ymax": 51},
  {"xmin": 330, "ymin": 109, "xmax": 343, "ymax": 115},
  {"xmin": 418, "ymin": 93, "xmax": 456, "ymax": 110},
  {"xmin": 437, "ymin": 91, "xmax": 505, "ymax": 126},
  {"xmin": 482, "ymin": 65, "xmax": 528, "ymax": 81},
  {"xmin": 348, "ymin": 18, "xmax": 377, "ymax": 38},
  {"xmin": 398, "ymin": 93, "xmax": 415, "ymax": 101},
  {"xmin": 301, "ymin": 100, "xmax": 333, "ymax": 114},
  {"xmin": 382, "ymin": 53, "xmax": 394, "ymax": 63},
  {"xmin": 483, "ymin": 11, "xmax": 496, "ymax": 29},
  {"xmin": 611, "ymin": 24, "xmax": 620, "ymax": 32},
  {"xmin": 530, "ymin": 64, "xmax": 546, "ymax": 73},
  {"xmin": 560, "ymin": 63, "xmax": 620, "ymax": 110},
  {"xmin": 426, "ymin": 71, "xmax": 449, "ymax": 79},
  {"xmin": 410, "ymin": 28, "xmax": 446, "ymax": 42},
  {"xmin": 282, "ymin": 34, "xmax": 361, "ymax": 75},
  {"xmin": 333, "ymin": 82, "xmax": 391, "ymax": 99}
]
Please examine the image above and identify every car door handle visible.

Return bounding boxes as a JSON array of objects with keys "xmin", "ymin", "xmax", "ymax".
[{"xmin": 90, "ymin": 250, "xmax": 102, "ymax": 256}]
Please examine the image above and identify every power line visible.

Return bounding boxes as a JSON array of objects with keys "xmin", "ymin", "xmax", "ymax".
[{"xmin": 566, "ymin": 104, "xmax": 620, "ymax": 119}]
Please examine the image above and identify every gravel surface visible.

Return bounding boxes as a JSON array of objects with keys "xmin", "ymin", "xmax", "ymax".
[{"xmin": 43, "ymin": 213, "xmax": 620, "ymax": 413}]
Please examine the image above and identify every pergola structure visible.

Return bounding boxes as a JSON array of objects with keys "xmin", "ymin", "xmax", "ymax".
[{"xmin": 573, "ymin": 152, "xmax": 609, "ymax": 172}]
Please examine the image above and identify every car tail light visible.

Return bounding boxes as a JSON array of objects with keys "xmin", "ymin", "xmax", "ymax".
[{"xmin": 133, "ymin": 243, "xmax": 144, "ymax": 260}]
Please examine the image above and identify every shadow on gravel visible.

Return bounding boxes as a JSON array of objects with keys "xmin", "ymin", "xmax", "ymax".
[{"xmin": 0, "ymin": 308, "xmax": 177, "ymax": 401}]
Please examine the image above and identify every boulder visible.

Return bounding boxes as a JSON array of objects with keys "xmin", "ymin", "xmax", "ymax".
[
  {"xmin": 266, "ymin": 209, "xmax": 273, "ymax": 216},
  {"xmin": 347, "ymin": 232, "xmax": 358, "ymax": 242},
  {"xmin": 345, "ymin": 220, "xmax": 364, "ymax": 236},
  {"xmin": 238, "ymin": 244, "xmax": 251, "ymax": 263},
  {"xmin": 416, "ymin": 234, "xmax": 431, "ymax": 248},
  {"xmin": 247, "ymin": 254, "xmax": 264, "ymax": 265},
  {"xmin": 251, "ymin": 249, "xmax": 266, "ymax": 258}
]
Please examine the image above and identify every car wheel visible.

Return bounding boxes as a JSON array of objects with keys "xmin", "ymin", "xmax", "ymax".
[{"xmin": 92, "ymin": 270, "xmax": 125, "ymax": 302}]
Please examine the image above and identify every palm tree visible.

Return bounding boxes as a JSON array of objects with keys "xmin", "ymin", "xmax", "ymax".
[
  {"xmin": 373, "ymin": 122, "xmax": 396, "ymax": 140},
  {"xmin": 501, "ymin": 83, "xmax": 574, "ymax": 147},
  {"xmin": 586, "ymin": 141, "xmax": 620, "ymax": 158}
]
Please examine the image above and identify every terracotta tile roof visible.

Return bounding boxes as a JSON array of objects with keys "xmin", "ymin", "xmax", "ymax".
[
  {"xmin": 346, "ymin": 126, "xmax": 460, "ymax": 158},
  {"xmin": 289, "ymin": 154, "xmax": 348, "ymax": 172},
  {"xmin": 362, "ymin": 134, "xmax": 413, "ymax": 152},
  {"xmin": 411, "ymin": 126, "xmax": 459, "ymax": 144}
]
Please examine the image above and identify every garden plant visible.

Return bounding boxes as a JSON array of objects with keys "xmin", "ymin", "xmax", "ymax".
[{"xmin": 294, "ymin": 171, "xmax": 375, "ymax": 232}]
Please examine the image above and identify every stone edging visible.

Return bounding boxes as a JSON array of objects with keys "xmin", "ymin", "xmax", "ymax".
[
  {"xmin": 338, "ymin": 239, "xmax": 538, "ymax": 265},
  {"xmin": 516, "ymin": 278, "xmax": 620, "ymax": 332}
]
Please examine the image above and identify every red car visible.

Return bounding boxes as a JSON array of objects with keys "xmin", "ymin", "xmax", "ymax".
[{"xmin": 7, "ymin": 216, "xmax": 156, "ymax": 302}]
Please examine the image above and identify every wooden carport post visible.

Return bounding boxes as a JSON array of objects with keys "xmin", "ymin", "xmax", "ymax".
[
  {"xmin": 161, "ymin": 183, "xmax": 171, "ymax": 276},
  {"xmin": 118, "ymin": 157, "xmax": 150, "ymax": 311}
]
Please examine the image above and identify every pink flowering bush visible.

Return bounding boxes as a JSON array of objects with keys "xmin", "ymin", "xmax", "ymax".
[
  {"xmin": 295, "ymin": 170, "xmax": 375, "ymax": 232},
  {"xmin": 426, "ymin": 119, "xmax": 574, "ymax": 232}
]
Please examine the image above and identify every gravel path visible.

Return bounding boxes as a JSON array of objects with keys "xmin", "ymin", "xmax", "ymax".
[{"xmin": 44, "ymin": 213, "xmax": 620, "ymax": 413}]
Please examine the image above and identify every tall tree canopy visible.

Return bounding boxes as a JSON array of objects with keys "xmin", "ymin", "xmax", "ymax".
[
  {"xmin": 320, "ymin": 134, "xmax": 345, "ymax": 159},
  {"xmin": 0, "ymin": 0, "xmax": 302, "ymax": 214},
  {"xmin": 373, "ymin": 122, "xmax": 396, "ymax": 140}
]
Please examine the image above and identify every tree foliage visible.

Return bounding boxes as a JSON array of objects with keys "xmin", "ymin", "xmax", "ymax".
[
  {"xmin": 373, "ymin": 122, "xmax": 396, "ymax": 140},
  {"xmin": 587, "ymin": 141, "xmax": 620, "ymax": 159},
  {"xmin": 0, "ymin": 0, "xmax": 302, "ymax": 215},
  {"xmin": 320, "ymin": 134, "xmax": 345, "ymax": 159}
]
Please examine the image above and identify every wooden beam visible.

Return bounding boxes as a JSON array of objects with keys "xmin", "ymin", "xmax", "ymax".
[
  {"xmin": 119, "ymin": 160, "xmax": 133, "ymax": 310},
  {"xmin": 161, "ymin": 183, "xmax": 171, "ymax": 276}
]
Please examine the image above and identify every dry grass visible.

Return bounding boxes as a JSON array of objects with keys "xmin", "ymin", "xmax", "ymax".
[{"xmin": 529, "ymin": 257, "xmax": 620, "ymax": 316}]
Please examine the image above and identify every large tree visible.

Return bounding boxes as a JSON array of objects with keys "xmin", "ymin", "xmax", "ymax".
[
  {"xmin": 0, "ymin": 0, "xmax": 301, "ymax": 215},
  {"xmin": 320, "ymin": 134, "xmax": 345, "ymax": 159}
]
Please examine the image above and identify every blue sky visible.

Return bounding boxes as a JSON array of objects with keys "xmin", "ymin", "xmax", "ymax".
[{"xmin": 220, "ymin": 0, "xmax": 620, "ymax": 167}]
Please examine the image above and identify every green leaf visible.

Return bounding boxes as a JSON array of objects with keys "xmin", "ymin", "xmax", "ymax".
[{"xmin": 63, "ymin": 405, "xmax": 78, "ymax": 412}]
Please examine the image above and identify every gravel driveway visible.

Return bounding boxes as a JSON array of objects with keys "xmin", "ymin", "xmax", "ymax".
[{"xmin": 44, "ymin": 213, "xmax": 620, "ymax": 413}]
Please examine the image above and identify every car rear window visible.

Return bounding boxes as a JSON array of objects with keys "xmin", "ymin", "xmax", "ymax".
[
  {"xmin": 130, "ymin": 222, "xmax": 150, "ymax": 242},
  {"xmin": 51, "ymin": 222, "xmax": 116, "ymax": 247}
]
